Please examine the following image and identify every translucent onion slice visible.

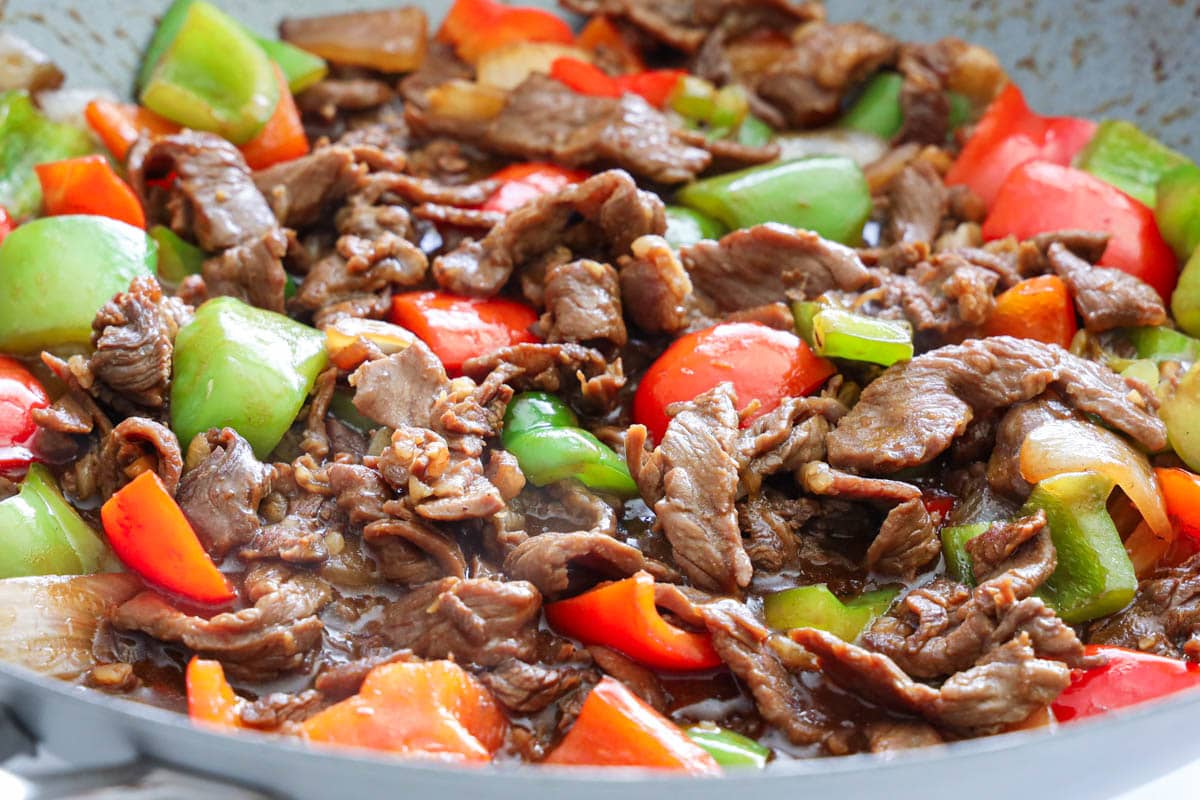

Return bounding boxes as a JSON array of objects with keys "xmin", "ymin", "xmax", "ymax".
[{"xmin": 476, "ymin": 43, "xmax": 589, "ymax": 91}]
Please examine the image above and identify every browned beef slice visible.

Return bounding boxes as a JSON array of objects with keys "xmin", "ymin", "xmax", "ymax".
[
  {"xmin": 477, "ymin": 658, "xmax": 585, "ymax": 713},
  {"xmin": 351, "ymin": 342, "xmax": 448, "ymax": 430},
  {"xmin": 737, "ymin": 490, "xmax": 818, "ymax": 572},
  {"xmin": 866, "ymin": 498, "xmax": 940, "ymax": 579},
  {"xmin": 866, "ymin": 721, "xmax": 944, "ymax": 752},
  {"xmin": 680, "ymin": 224, "xmax": 871, "ymax": 313},
  {"xmin": 618, "ymin": 235, "xmax": 693, "ymax": 334},
  {"xmin": 1088, "ymin": 553, "xmax": 1200, "ymax": 662},
  {"xmin": 298, "ymin": 77, "xmax": 394, "ymax": 118},
  {"xmin": 540, "ymin": 260, "xmax": 627, "ymax": 347},
  {"xmin": 238, "ymin": 690, "xmax": 325, "ymax": 731},
  {"xmin": 376, "ymin": 173, "xmax": 501, "ymax": 208},
  {"xmin": 202, "ymin": 232, "xmax": 290, "ymax": 313},
  {"xmin": 433, "ymin": 168, "xmax": 664, "ymax": 297},
  {"xmin": 1047, "ymin": 241, "xmax": 1167, "ymax": 332},
  {"xmin": 885, "ymin": 162, "xmax": 948, "ymax": 245},
  {"xmin": 253, "ymin": 146, "xmax": 363, "ymax": 228},
  {"xmin": 96, "ymin": 417, "xmax": 183, "ymax": 500},
  {"xmin": 380, "ymin": 577, "xmax": 541, "ymax": 666},
  {"xmin": 1030, "ymin": 229, "xmax": 1110, "ymax": 264},
  {"xmin": 504, "ymin": 533, "xmax": 646, "ymax": 598},
  {"xmin": 374, "ymin": 426, "xmax": 504, "ymax": 522},
  {"xmin": 826, "ymin": 336, "xmax": 1166, "ymax": 474},
  {"xmin": 873, "ymin": 253, "xmax": 998, "ymax": 337},
  {"xmin": 461, "ymin": 343, "xmax": 626, "ymax": 413},
  {"xmin": 587, "ymin": 645, "xmax": 667, "ymax": 710},
  {"xmin": 628, "ymin": 383, "xmax": 751, "ymax": 593},
  {"xmin": 985, "ymin": 396, "xmax": 1078, "ymax": 500},
  {"xmin": 176, "ymin": 428, "xmax": 271, "ymax": 559},
  {"xmin": 798, "ymin": 462, "xmax": 921, "ymax": 503},
  {"xmin": 314, "ymin": 652, "xmax": 415, "ymax": 700},
  {"xmin": 793, "ymin": 628, "xmax": 1068, "ymax": 734},
  {"xmin": 364, "ymin": 512, "xmax": 468, "ymax": 578},
  {"xmin": 112, "ymin": 564, "xmax": 332, "ymax": 681}
]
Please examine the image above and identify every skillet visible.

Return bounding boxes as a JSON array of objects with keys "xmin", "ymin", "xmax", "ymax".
[{"xmin": 1, "ymin": 0, "xmax": 1199, "ymax": 796}]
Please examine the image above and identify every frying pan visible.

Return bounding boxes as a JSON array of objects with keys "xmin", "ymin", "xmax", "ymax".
[{"xmin": 1, "ymin": 1, "xmax": 1199, "ymax": 797}]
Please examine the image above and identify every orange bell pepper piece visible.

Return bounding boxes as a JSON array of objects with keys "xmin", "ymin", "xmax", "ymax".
[
  {"xmin": 545, "ymin": 677, "xmax": 720, "ymax": 773},
  {"xmin": 549, "ymin": 57, "xmax": 684, "ymax": 108},
  {"xmin": 544, "ymin": 571, "xmax": 722, "ymax": 671},
  {"xmin": 1155, "ymin": 467, "xmax": 1200, "ymax": 545},
  {"xmin": 84, "ymin": 99, "xmax": 181, "ymax": 162},
  {"xmin": 100, "ymin": 471, "xmax": 235, "ymax": 604},
  {"xmin": 301, "ymin": 660, "xmax": 507, "ymax": 762},
  {"xmin": 438, "ymin": 0, "xmax": 574, "ymax": 63},
  {"xmin": 982, "ymin": 274, "xmax": 1077, "ymax": 349},
  {"xmin": 187, "ymin": 657, "xmax": 244, "ymax": 730},
  {"xmin": 576, "ymin": 16, "xmax": 644, "ymax": 73},
  {"xmin": 239, "ymin": 66, "xmax": 310, "ymax": 170},
  {"xmin": 35, "ymin": 155, "xmax": 146, "ymax": 229}
]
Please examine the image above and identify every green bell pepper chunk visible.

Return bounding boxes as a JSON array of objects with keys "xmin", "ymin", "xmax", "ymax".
[
  {"xmin": 793, "ymin": 302, "xmax": 913, "ymax": 366},
  {"xmin": 840, "ymin": 72, "xmax": 905, "ymax": 139},
  {"xmin": 1156, "ymin": 163, "xmax": 1200, "ymax": 261},
  {"xmin": 1119, "ymin": 359, "xmax": 1160, "ymax": 393},
  {"xmin": 329, "ymin": 386, "xmax": 375, "ymax": 434},
  {"xmin": 1076, "ymin": 120, "xmax": 1191, "ymax": 207},
  {"xmin": 685, "ymin": 725, "xmax": 770, "ymax": 768},
  {"xmin": 707, "ymin": 85, "xmax": 750, "ymax": 139},
  {"xmin": 668, "ymin": 75, "xmax": 716, "ymax": 122},
  {"xmin": 762, "ymin": 584, "xmax": 899, "ymax": 641},
  {"xmin": 501, "ymin": 392, "xmax": 638, "ymax": 497},
  {"xmin": 149, "ymin": 225, "xmax": 205, "ymax": 285},
  {"xmin": 171, "ymin": 296, "xmax": 328, "ymax": 458},
  {"xmin": 676, "ymin": 156, "xmax": 871, "ymax": 245},
  {"xmin": 1161, "ymin": 360, "xmax": 1200, "ymax": 472},
  {"xmin": 1171, "ymin": 249, "xmax": 1200, "ymax": 339},
  {"xmin": 941, "ymin": 522, "xmax": 989, "ymax": 584},
  {"xmin": 735, "ymin": 114, "xmax": 774, "ymax": 148},
  {"xmin": 1126, "ymin": 325, "xmax": 1200, "ymax": 362},
  {"xmin": 140, "ymin": 1, "xmax": 280, "ymax": 145},
  {"xmin": 0, "ymin": 216, "xmax": 157, "ymax": 354},
  {"xmin": 0, "ymin": 464, "xmax": 113, "ymax": 578},
  {"xmin": 0, "ymin": 91, "xmax": 94, "ymax": 219},
  {"xmin": 663, "ymin": 205, "xmax": 727, "ymax": 249},
  {"xmin": 947, "ymin": 91, "xmax": 972, "ymax": 130}
]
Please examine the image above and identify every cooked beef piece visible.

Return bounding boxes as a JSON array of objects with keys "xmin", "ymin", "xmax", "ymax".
[
  {"xmin": 350, "ymin": 342, "xmax": 448, "ymax": 430},
  {"xmin": 380, "ymin": 577, "xmax": 541, "ymax": 666},
  {"xmin": 618, "ymin": 235, "xmax": 693, "ymax": 334},
  {"xmin": 1046, "ymin": 242, "xmax": 1167, "ymax": 332},
  {"xmin": 364, "ymin": 512, "xmax": 468, "ymax": 577},
  {"xmin": 684, "ymin": 132, "xmax": 782, "ymax": 171},
  {"xmin": 374, "ymin": 425, "xmax": 504, "ymax": 521},
  {"xmin": 112, "ymin": 564, "xmax": 332, "ymax": 681},
  {"xmin": 1088, "ymin": 553, "xmax": 1200, "ymax": 662},
  {"xmin": 738, "ymin": 490, "xmax": 818, "ymax": 572},
  {"xmin": 872, "ymin": 253, "xmax": 998, "ymax": 339},
  {"xmin": 176, "ymin": 428, "xmax": 272, "ymax": 559},
  {"xmin": 866, "ymin": 498, "xmax": 940, "ymax": 579},
  {"xmin": 461, "ymin": 343, "xmax": 626, "ymax": 413},
  {"xmin": 254, "ymin": 146, "xmax": 363, "ymax": 228},
  {"xmin": 1030, "ymin": 229, "xmax": 1110, "ymax": 264},
  {"xmin": 885, "ymin": 162, "xmax": 948, "ymax": 245},
  {"xmin": 411, "ymin": 75, "xmax": 711, "ymax": 185},
  {"xmin": 826, "ymin": 336, "xmax": 1166, "ymax": 474},
  {"xmin": 504, "ymin": 532, "xmax": 646, "ymax": 598},
  {"xmin": 798, "ymin": 462, "xmax": 921, "ymax": 504},
  {"xmin": 314, "ymin": 651, "xmax": 415, "ymax": 700},
  {"xmin": 964, "ymin": 511, "xmax": 1047, "ymax": 581},
  {"xmin": 680, "ymin": 224, "xmax": 871, "ymax": 314},
  {"xmin": 985, "ymin": 396, "xmax": 1078, "ymax": 500},
  {"xmin": 478, "ymin": 658, "xmax": 586, "ymax": 713},
  {"xmin": 96, "ymin": 417, "xmax": 183, "ymax": 500},
  {"xmin": 327, "ymin": 462, "xmax": 390, "ymax": 526},
  {"xmin": 238, "ymin": 690, "xmax": 326, "ymax": 731},
  {"xmin": 588, "ymin": 645, "xmax": 667, "ymax": 710},
  {"xmin": 433, "ymin": 169, "xmax": 664, "ymax": 297},
  {"xmin": 628, "ymin": 383, "xmax": 751, "ymax": 593},
  {"xmin": 297, "ymin": 78, "xmax": 394, "ymax": 120},
  {"xmin": 129, "ymin": 131, "xmax": 288, "ymax": 312},
  {"xmin": 376, "ymin": 173, "xmax": 501, "ymax": 208},
  {"xmin": 540, "ymin": 260, "xmax": 627, "ymax": 347},
  {"xmin": 794, "ymin": 628, "xmax": 1067, "ymax": 734},
  {"xmin": 411, "ymin": 203, "xmax": 502, "ymax": 230},
  {"xmin": 737, "ymin": 396, "xmax": 844, "ymax": 493},
  {"xmin": 369, "ymin": 535, "xmax": 445, "ymax": 585},
  {"xmin": 893, "ymin": 43, "xmax": 951, "ymax": 146},
  {"xmin": 866, "ymin": 720, "xmax": 945, "ymax": 752}
]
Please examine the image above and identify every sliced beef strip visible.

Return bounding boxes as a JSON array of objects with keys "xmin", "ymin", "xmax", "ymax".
[
  {"xmin": 379, "ymin": 576, "xmax": 541, "ymax": 666},
  {"xmin": 253, "ymin": 146, "xmax": 363, "ymax": 228},
  {"xmin": 737, "ymin": 396, "xmax": 845, "ymax": 494},
  {"xmin": 885, "ymin": 161, "xmax": 948, "ymax": 246},
  {"xmin": 866, "ymin": 498, "xmax": 940, "ymax": 579},
  {"xmin": 1046, "ymin": 241, "xmax": 1167, "ymax": 332},
  {"xmin": 617, "ymin": 235, "xmax": 693, "ymax": 335},
  {"xmin": 539, "ymin": 259, "xmax": 627, "ymax": 347},
  {"xmin": 1088, "ymin": 552, "xmax": 1200, "ymax": 662},
  {"xmin": 238, "ymin": 690, "xmax": 326, "ymax": 731},
  {"xmin": 826, "ymin": 336, "xmax": 1166, "ymax": 474},
  {"xmin": 798, "ymin": 462, "xmax": 921, "ymax": 504},
  {"xmin": 587, "ymin": 645, "xmax": 668, "ymax": 710},
  {"xmin": 314, "ymin": 651, "xmax": 415, "ymax": 700},
  {"xmin": 112, "ymin": 564, "xmax": 333, "ymax": 682},
  {"xmin": 680, "ymin": 224, "xmax": 871, "ymax": 314},
  {"xmin": 964, "ymin": 511, "xmax": 1047, "ymax": 581},
  {"xmin": 873, "ymin": 253, "xmax": 999, "ymax": 339},
  {"xmin": 350, "ymin": 342, "xmax": 448, "ymax": 430},
  {"xmin": 363, "ymin": 512, "xmax": 468, "ymax": 578},
  {"xmin": 985, "ymin": 396, "xmax": 1079, "ymax": 501},
  {"xmin": 96, "ymin": 417, "xmax": 183, "ymax": 500},
  {"xmin": 176, "ymin": 428, "xmax": 272, "ymax": 559},
  {"xmin": 461, "ymin": 343, "xmax": 627, "ymax": 414},
  {"xmin": 477, "ymin": 658, "xmax": 586, "ymax": 714},
  {"xmin": 866, "ymin": 721, "xmax": 945, "ymax": 752},
  {"xmin": 504, "ymin": 532, "xmax": 646, "ymax": 599},
  {"xmin": 374, "ymin": 425, "xmax": 504, "ymax": 522},
  {"xmin": 737, "ymin": 490, "xmax": 818, "ymax": 573},
  {"xmin": 433, "ymin": 168, "xmax": 665, "ymax": 297},
  {"xmin": 297, "ymin": 78, "xmax": 395, "ymax": 120}
]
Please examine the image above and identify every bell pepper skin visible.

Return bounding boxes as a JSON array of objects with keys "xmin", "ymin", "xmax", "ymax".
[
  {"xmin": 0, "ymin": 463, "xmax": 112, "ymax": 579},
  {"xmin": 1160, "ymin": 362, "xmax": 1200, "ymax": 472},
  {"xmin": 1126, "ymin": 325, "xmax": 1199, "ymax": 363},
  {"xmin": 983, "ymin": 162, "xmax": 1178, "ymax": 302},
  {"xmin": 839, "ymin": 72, "xmax": 905, "ymax": 139},
  {"xmin": 545, "ymin": 572, "xmax": 722, "ymax": 671},
  {"xmin": 480, "ymin": 163, "xmax": 589, "ymax": 214},
  {"xmin": 1170, "ymin": 248, "xmax": 1200, "ymax": 338},
  {"xmin": 149, "ymin": 225, "xmax": 204, "ymax": 285},
  {"xmin": 0, "ymin": 215, "xmax": 156, "ymax": 354},
  {"xmin": 1155, "ymin": 163, "xmax": 1200, "ymax": 261},
  {"xmin": 390, "ymin": 291, "xmax": 539, "ymax": 376},
  {"xmin": 792, "ymin": 302, "xmax": 914, "ymax": 367},
  {"xmin": 0, "ymin": 91, "xmax": 94, "ymax": 219},
  {"xmin": 238, "ymin": 66, "xmax": 309, "ymax": 170},
  {"xmin": 941, "ymin": 522, "xmax": 988, "ymax": 584},
  {"xmin": 945, "ymin": 83, "xmax": 1096, "ymax": 207},
  {"xmin": 549, "ymin": 57, "xmax": 685, "ymax": 109},
  {"xmin": 762, "ymin": 584, "xmax": 898, "ymax": 642},
  {"xmin": 735, "ymin": 114, "xmax": 774, "ymax": 148},
  {"xmin": 101, "ymin": 471, "xmax": 234, "ymax": 604},
  {"xmin": 502, "ymin": 392, "xmax": 638, "ymax": 496},
  {"xmin": 675, "ymin": 157, "xmax": 871, "ymax": 245},
  {"xmin": 141, "ymin": 2, "xmax": 280, "ymax": 146},
  {"xmin": 982, "ymin": 275, "xmax": 1077, "ymax": 349},
  {"xmin": 171, "ymin": 297, "xmax": 328, "ymax": 458},
  {"xmin": 663, "ymin": 205, "xmax": 727, "ymax": 249},
  {"xmin": 1156, "ymin": 467, "xmax": 1200, "ymax": 546},
  {"xmin": 545, "ymin": 676, "xmax": 721, "ymax": 773},
  {"xmin": 576, "ymin": 15, "xmax": 643, "ymax": 73},
  {"xmin": 84, "ymin": 100, "xmax": 180, "ymax": 163},
  {"xmin": 684, "ymin": 725, "xmax": 770, "ymax": 768},
  {"xmin": 1052, "ymin": 646, "xmax": 1200, "ymax": 723},
  {"xmin": 634, "ymin": 322, "xmax": 835, "ymax": 444},
  {"xmin": 438, "ymin": 0, "xmax": 574, "ymax": 64},
  {"xmin": 187, "ymin": 657, "xmax": 244, "ymax": 730},
  {"xmin": 301, "ymin": 660, "xmax": 507, "ymax": 762},
  {"xmin": 34, "ymin": 155, "xmax": 146, "ymax": 229},
  {"xmin": 1075, "ymin": 120, "xmax": 1190, "ymax": 208},
  {"xmin": 0, "ymin": 357, "xmax": 48, "ymax": 477}
]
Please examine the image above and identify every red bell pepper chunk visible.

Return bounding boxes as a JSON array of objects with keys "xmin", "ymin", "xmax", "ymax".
[
  {"xmin": 35, "ymin": 155, "xmax": 146, "ymax": 229},
  {"xmin": 1051, "ymin": 645, "xmax": 1200, "ymax": 722},
  {"xmin": 0, "ymin": 206, "xmax": 15, "ymax": 245},
  {"xmin": 187, "ymin": 657, "xmax": 244, "ymax": 731},
  {"xmin": 239, "ymin": 66, "xmax": 310, "ymax": 170},
  {"xmin": 619, "ymin": 69, "xmax": 688, "ymax": 108},
  {"xmin": 982, "ymin": 161, "xmax": 1178, "ymax": 302},
  {"xmin": 545, "ymin": 571, "xmax": 722, "ymax": 671},
  {"xmin": 481, "ymin": 162, "xmax": 590, "ymax": 213},
  {"xmin": 438, "ymin": 0, "xmax": 574, "ymax": 63},
  {"xmin": 576, "ymin": 15, "xmax": 644, "ymax": 73},
  {"xmin": 921, "ymin": 493, "xmax": 955, "ymax": 526},
  {"xmin": 545, "ymin": 677, "xmax": 721, "ymax": 772},
  {"xmin": 633, "ymin": 321, "xmax": 836, "ymax": 444},
  {"xmin": 945, "ymin": 83, "xmax": 1096, "ymax": 207},
  {"xmin": 1155, "ymin": 467, "xmax": 1200, "ymax": 545},
  {"xmin": 0, "ymin": 356, "xmax": 49, "ymax": 478},
  {"xmin": 100, "ymin": 470, "xmax": 235, "ymax": 604},
  {"xmin": 390, "ymin": 291, "xmax": 540, "ymax": 376},
  {"xmin": 84, "ymin": 99, "xmax": 181, "ymax": 162},
  {"xmin": 982, "ymin": 274, "xmax": 1078, "ymax": 349},
  {"xmin": 549, "ymin": 57, "xmax": 685, "ymax": 108}
]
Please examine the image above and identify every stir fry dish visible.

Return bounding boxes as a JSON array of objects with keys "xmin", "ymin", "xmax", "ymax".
[{"xmin": 4, "ymin": 0, "xmax": 1200, "ymax": 771}]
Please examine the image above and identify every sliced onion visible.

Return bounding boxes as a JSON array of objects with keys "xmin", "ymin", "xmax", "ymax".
[
  {"xmin": 324, "ymin": 318, "xmax": 415, "ymax": 371},
  {"xmin": 0, "ymin": 32, "xmax": 63, "ymax": 93},
  {"xmin": 426, "ymin": 80, "xmax": 506, "ymax": 122},
  {"xmin": 1020, "ymin": 418, "xmax": 1172, "ymax": 546},
  {"xmin": 775, "ymin": 129, "xmax": 888, "ymax": 167},
  {"xmin": 0, "ymin": 573, "xmax": 142, "ymax": 679},
  {"xmin": 477, "ymin": 42, "xmax": 590, "ymax": 91}
]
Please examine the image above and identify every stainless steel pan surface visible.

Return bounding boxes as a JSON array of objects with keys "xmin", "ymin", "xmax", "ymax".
[{"xmin": 1, "ymin": 1, "xmax": 1199, "ymax": 797}]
